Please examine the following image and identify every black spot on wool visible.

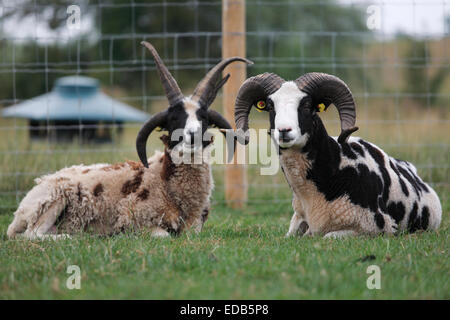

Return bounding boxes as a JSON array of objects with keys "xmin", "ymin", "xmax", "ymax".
[
  {"xmin": 283, "ymin": 116, "xmax": 429, "ymax": 231},
  {"xmin": 359, "ymin": 140, "xmax": 391, "ymax": 206},
  {"xmin": 408, "ymin": 202, "xmax": 420, "ymax": 232},
  {"xmin": 408, "ymin": 204, "xmax": 429, "ymax": 232},
  {"xmin": 406, "ymin": 166, "xmax": 429, "ymax": 193},
  {"xmin": 396, "ymin": 164, "xmax": 422, "ymax": 198},
  {"xmin": 93, "ymin": 183, "xmax": 104, "ymax": 197},
  {"xmin": 359, "ymin": 140, "xmax": 383, "ymax": 164},
  {"xmin": 350, "ymin": 142, "xmax": 365, "ymax": 157},
  {"xmin": 421, "ymin": 206, "xmax": 430, "ymax": 230},
  {"xmin": 374, "ymin": 212, "xmax": 385, "ymax": 229},
  {"xmin": 301, "ymin": 122, "xmax": 384, "ymax": 214},
  {"xmin": 386, "ymin": 201, "xmax": 405, "ymax": 224},
  {"xmin": 389, "ymin": 160, "xmax": 409, "ymax": 197},
  {"xmin": 341, "ymin": 143, "xmax": 357, "ymax": 160}
]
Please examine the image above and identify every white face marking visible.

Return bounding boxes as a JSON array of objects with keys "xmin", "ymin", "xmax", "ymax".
[
  {"xmin": 183, "ymin": 98, "xmax": 201, "ymax": 146},
  {"xmin": 269, "ymin": 81, "xmax": 309, "ymax": 148}
]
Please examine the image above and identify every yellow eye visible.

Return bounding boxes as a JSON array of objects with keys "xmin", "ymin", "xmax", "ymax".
[
  {"xmin": 256, "ymin": 100, "xmax": 266, "ymax": 112},
  {"xmin": 317, "ymin": 103, "xmax": 326, "ymax": 112}
]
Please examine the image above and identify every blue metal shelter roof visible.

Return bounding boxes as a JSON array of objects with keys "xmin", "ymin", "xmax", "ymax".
[{"xmin": 1, "ymin": 76, "xmax": 149, "ymax": 122}]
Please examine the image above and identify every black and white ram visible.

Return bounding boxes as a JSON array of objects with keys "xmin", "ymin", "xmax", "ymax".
[{"xmin": 234, "ymin": 72, "xmax": 442, "ymax": 238}]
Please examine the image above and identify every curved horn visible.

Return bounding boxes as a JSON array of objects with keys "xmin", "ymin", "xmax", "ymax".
[
  {"xmin": 207, "ymin": 109, "xmax": 235, "ymax": 163},
  {"xmin": 136, "ymin": 110, "xmax": 168, "ymax": 168},
  {"xmin": 191, "ymin": 57, "xmax": 253, "ymax": 108},
  {"xmin": 295, "ymin": 72, "xmax": 358, "ymax": 144},
  {"xmin": 234, "ymin": 73, "xmax": 285, "ymax": 144},
  {"xmin": 141, "ymin": 41, "xmax": 184, "ymax": 106}
]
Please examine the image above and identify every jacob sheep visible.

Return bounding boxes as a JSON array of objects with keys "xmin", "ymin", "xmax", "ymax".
[
  {"xmin": 233, "ymin": 72, "xmax": 442, "ymax": 238},
  {"xmin": 7, "ymin": 41, "xmax": 252, "ymax": 240}
]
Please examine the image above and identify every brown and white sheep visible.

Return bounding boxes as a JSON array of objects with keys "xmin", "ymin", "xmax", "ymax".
[{"xmin": 7, "ymin": 42, "xmax": 252, "ymax": 240}]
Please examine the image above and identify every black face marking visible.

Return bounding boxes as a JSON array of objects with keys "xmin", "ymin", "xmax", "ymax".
[
  {"xmin": 164, "ymin": 101, "xmax": 213, "ymax": 150},
  {"xmin": 267, "ymin": 98, "xmax": 276, "ymax": 132},
  {"xmin": 297, "ymin": 97, "xmax": 316, "ymax": 137},
  {"xmin": 386, "ymin": 201, "xmax": 405, "ymax": 224},
  {"xmin": 165, "ymin": 103, "xmax": 189, "ymax": 149},
  {"xmin": 196, "ymin": 107, "xmax": 211, "ymax": 148}
]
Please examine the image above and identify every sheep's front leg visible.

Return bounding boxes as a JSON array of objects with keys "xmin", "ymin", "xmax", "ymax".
[
  {"xmin": 23, "ymin": 200, "xmax": 71, "ymax": 240},
  {"xmin": 286, "ymin": 211, "xmax": 309, "ymax": 237},
  {"xmin": 323, "ymin": 230, "xmax": 357, "ymax": 239}
]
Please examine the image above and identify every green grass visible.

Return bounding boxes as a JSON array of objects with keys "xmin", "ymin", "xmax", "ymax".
[
  {"xmin": 0, "ymin": 203, "xmax": 448, "ymax": 299},
  {"xmin": 0, "ymin": 106, "xmax": 448, "ymax": 299}
]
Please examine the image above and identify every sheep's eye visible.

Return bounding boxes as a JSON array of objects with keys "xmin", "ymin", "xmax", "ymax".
[{"xmin": 255, "ymin": 100, "xmax": 267, "ymax": 111}]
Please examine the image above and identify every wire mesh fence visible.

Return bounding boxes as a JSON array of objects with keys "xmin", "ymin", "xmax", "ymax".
[{"xmin": 0, "ymin": 0, "xmax": 449, "ymax": 210}]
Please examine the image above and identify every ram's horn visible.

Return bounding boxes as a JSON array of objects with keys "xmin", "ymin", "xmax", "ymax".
[
  {"xmin": 136, "ymin": 110, "xmax": 168, "ymax": 168},
  {"xmin": 191, "ymin": 57, "xmax": 253, "ymax": 108},
  {"xmin": 141, "ymin": 41, "xmax": 184, "ymax": 106},
  {"xmin": 234, "ymin": 73, "xmax": 285, "ymax": 144},
  {"xmin": 295, "ymin": 72, "xmax": 358, "ymax": 144}
]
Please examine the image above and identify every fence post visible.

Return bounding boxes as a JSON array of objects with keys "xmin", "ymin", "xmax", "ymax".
[{"xmin": 222, "ymin": 0, "xmax": 248, "ymax": 208}]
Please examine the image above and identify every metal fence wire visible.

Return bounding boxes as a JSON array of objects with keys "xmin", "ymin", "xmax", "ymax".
[{"xmin": 0, "ymin": 0, "xmax": 449, "ymax": 210}]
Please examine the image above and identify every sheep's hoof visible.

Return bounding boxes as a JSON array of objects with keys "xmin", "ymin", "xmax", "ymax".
[
  {"xmin": 151, "ymin": 227, "xmax": 170, "ymax": 238},
  {"xmin": 285, "ymin": 221, "xmax": 309, "ymax": 238},
  {"xmin": 25, "ymin": 233, "xmax": 71, "ymax": 241},
  {"xmin": 51, "ymin": 234, "xmax": 71, "ymax": 240},
  {"xmin": 323, "ymin": 230, "xmax": 357, "ymax": 239}
]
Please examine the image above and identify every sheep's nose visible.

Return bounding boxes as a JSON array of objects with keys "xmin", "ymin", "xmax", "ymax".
[
  {"xmin": 278, "ymin": 127, "xmax": 292, "ymax": 133},
  {"xmin": 278, "ymin": 127, "xmax": 292, "ymax": 142}
]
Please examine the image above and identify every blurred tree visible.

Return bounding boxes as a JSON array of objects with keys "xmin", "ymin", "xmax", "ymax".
[{"xmin": 0, "ymin": 0, "xmax": 379, "ymax": 110}]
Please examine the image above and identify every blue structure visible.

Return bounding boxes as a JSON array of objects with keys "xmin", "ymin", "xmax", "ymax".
[{"xmin": 2, "ymin": 76, "xmax": 149, "ymax": 142}]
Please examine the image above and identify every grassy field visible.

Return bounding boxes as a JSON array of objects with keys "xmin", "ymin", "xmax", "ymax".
[
  {"xmin": 0, "ymin": 206, "xmax": 449, "ymax": 299},
  {"xmin": 0, "ymin": 102, "xmax": 448, "ymax": 299}
]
